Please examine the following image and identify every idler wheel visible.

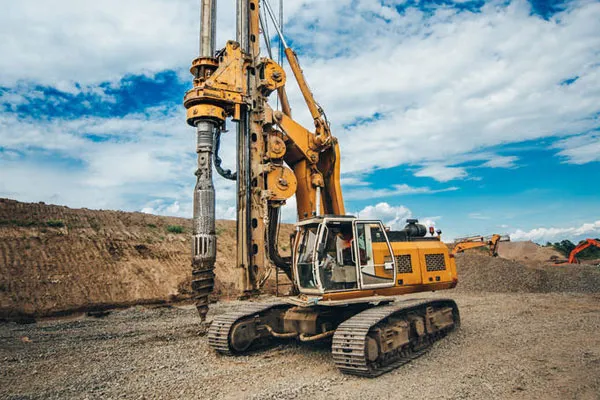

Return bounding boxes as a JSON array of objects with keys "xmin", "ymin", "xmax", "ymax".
[
  {"xmin": 230, "ymin": 320, "xmax": 258, "ymax": 352},
  {"xmin": 366, "ymin": 336, "xmax": 380, "ymax": 362}
]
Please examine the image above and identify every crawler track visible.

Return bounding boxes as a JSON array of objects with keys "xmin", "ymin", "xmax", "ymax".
[
  {"xmin": 207, "ymin": 302, "xmax": 289, "ymax": 354},
  {"xmin": 331, "ymin": 299, "xmax": 459, "ymax": 377}
]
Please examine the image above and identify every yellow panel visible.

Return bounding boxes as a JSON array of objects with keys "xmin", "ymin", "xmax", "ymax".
[
  {"xmin": 371, "ymin": 242, "xmax": 394, "ymax": 279},
  {"xmin": 391, "ymin": 247, "xmax": 422, "ymax": 286},
  {"xmin": 390, "ymin": 241, "xmax": 457, "ymax": 288}
]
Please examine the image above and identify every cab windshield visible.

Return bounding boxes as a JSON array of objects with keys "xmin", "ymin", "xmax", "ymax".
[
  {"xmin": 316, "ymin": 221, "xmax": 358, "ymax": 291},
  {"xmin": 296, "ymin": 225, "xmax": 319, "ymax": 289}
]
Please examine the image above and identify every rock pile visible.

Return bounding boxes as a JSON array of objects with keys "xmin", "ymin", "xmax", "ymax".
[{"xmin": 455, "ymin": 252, "xmax": 600, "ymax": 293}]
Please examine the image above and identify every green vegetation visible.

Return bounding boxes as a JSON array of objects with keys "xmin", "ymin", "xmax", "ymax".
[
  {"xmin": 146, "ymin": 223, "xmax": 158, "ymax": 229},
  {"xmin": 0, "ymin": 220, "xmax": 36, "ymax": 227},
  {"xmin": 88, "ymin": 219, "xmax": 101, "ymax": 232},
  {"xmin": 166, "ymin": 225, "xmax": 185, "ymax": 234},
  {"xmin": 46, "ymin": 220, "xmax": 65, "ymax": 228},
  {"xmin": 551, "ymin": 240, "xmax": 576, "ymax": 257}
]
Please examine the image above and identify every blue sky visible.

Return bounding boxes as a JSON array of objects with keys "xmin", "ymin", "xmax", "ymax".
[{"xmin": 0, "ymin": 0, "xmax": 598, "ymax": 243}]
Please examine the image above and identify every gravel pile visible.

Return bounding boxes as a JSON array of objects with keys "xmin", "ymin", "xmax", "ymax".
[
  {"xmin": 1, "ymin": 292, "xmax": 599, "ymax": 399},
  {"xmin": 496, "ymin": 241, "xmax": 563, "ymax": 262},
  {"xmin": 455, "ymin": 252, "xmax": 600, "ymax": 293}
]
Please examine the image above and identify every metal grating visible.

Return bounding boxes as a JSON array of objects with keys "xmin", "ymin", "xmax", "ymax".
[
  {"xmin": 425, "ymin": 253, "xmax": 446, "ymax": 272},
  {"xmin": 395, "ymin": 255, "xmax": 413, "ymax": 273}
]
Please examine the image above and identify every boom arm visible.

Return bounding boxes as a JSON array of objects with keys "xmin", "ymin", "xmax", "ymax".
[
  {"xmin": 452, "ymin": 234, "xmax": 509, "ymax": 257},
  {"xmin": 262, "ymin": 1, "xmax": 342, "ymax": 219},
  {"xmin": 568, "ymin": 239, "xmax": 600, "ymax": 263}
]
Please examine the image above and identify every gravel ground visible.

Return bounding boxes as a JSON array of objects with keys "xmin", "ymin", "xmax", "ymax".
[{"xmin": 1, "ymin": 292, "xmax": 599, "ymax": 400}]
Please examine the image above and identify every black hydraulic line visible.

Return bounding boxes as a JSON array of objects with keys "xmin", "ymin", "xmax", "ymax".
[
  {"xmin": 213, "ymin": 130, "xmax": 237, "ymax": 181},
  {"xmin": 267, "ymin": 206, "xmax": 295, "ymax": 284}
]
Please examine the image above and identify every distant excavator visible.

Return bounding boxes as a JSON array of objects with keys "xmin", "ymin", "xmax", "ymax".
[
  {"xmin": 451, "ymin": 234, "xmax": 510, "ymax": 257},
  {"xmin": 567, "ymin": 239, "xmax": 600, "ymax": 264}
]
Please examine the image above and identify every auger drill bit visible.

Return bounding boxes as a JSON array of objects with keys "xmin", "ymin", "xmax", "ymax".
[{"xmin": 191, "ymin": 120, "xmax": 217, "ymax": 321}]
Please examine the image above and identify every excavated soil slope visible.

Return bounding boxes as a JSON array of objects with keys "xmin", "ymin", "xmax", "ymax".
[
  {"xmin": 0, "ymin": 198, "xmax": 292, "ymax": 319},
  {"xmin": 2, "ymin": 198, "xmax": 598, "ymax": 319}
]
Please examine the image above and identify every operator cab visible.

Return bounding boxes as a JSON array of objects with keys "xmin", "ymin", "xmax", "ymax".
[{"xmin": 293, "ymin": 216, "xmax": 397, "ymax": 295}]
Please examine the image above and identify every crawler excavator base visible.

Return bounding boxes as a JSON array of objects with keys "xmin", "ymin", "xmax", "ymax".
[
  {"xmin": 332, "ymin": 298, "xmax": 459, "ymax": 377},
  {"xmin": 207, "ymin": 297, "xmax": 460, "ymax": 376}
]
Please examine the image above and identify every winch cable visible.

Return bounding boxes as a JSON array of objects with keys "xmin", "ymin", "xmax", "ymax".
[{"xmin": 259, "ymin": 5, "xmax": 274, "ymax": 59}]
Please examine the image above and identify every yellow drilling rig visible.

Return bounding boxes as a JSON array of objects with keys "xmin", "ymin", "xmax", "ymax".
[{"xmin": 184, "ymin": 0, "xmax": 460, "ymax": 376}]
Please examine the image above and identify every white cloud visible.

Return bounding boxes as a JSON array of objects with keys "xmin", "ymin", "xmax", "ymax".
[
  {"xmin": 420, "ymin": 216, "xmax": 441, "ymax": 229},
  {"xmin": 0, "ymin": 104, "xmax": 240, "ymax": 218},
  {"xmin": 357, "ymin": 202, "xmax": 412, "ymax": 230},
  {"xmin": 142, "ymin": 200, "xmax": 182, "ymax": 216},
  {"xmin": 554, "ymin": 132, "xmax": 600, "ymax": 164},
  {"xmin": 282, "ymin": 0, "xmax": 600, "ymax": 174},
  {"xmin": 414, "ymin": 164, "xmax": 468, "ymax": 182},
  {"xmin": 481, "ymin": 155, "xmax": 519, "ymax": 168},
  {"xmin": 340, "ymin": 176, "xmax": 370, "ymax": 187},
  {"xmin": 468, "ymin": 212, "xmax": 491, "ymax": 220},
  {"xmin": 510, "ymin": 220, "xmax": 600, "ymax": 242},
  {"xmin": 355, "ymin": 203, "xmax": 438, "ymax": 231},
  {"xmin": 0, "ymin": 0, "xmax": 240, "ymax": 87},
  {"xmin": 3, "ymin": 0, "xmax": 594, "ymax": 173},
  {"xmin": 345, "ymin": 183, "xmax": 458, "ymax": 200}
]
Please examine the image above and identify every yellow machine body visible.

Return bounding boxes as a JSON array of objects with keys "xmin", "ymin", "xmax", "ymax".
[{"xmin": 290, "ymin": 217, "xmax": 457, "ymax": 305}]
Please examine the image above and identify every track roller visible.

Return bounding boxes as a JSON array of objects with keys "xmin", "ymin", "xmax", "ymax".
[{"xmin": 332, "ymin": 298, "xmax": 459, "ymax": 377}]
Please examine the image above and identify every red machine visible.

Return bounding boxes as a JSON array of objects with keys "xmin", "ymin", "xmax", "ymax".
[{"xmin": 568, "ymin": 239, "xmax": 600, "ymax": 264}]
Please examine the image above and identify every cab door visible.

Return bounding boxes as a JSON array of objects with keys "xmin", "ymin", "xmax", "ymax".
[{"xmin": 352, "ymin": 220, "xmax": 396, "ymax": 289}]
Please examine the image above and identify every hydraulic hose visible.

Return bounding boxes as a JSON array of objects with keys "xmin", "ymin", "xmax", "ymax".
[
  {"xmin": 298, "ymin": 329, "xmax": 336, "ymax": 342},
  {"xmin": 264, "ymin": 324, "xmax": 298, "ymax": 339},
  {"xmin": 267, "ymin": 206, "xmax": 294, "ymax": 283},
  {"xmin": 213, "ymin": 130, "xmax": 237, "ymax": 181}
]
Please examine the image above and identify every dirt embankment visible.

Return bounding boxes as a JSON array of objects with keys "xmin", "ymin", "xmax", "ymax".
[
  {"xmin": 496, "ymin": 241, "xmax": 563, "ymax": 263},
  {"xmin": 0, "ymin": 198, "xmax": 292, "ymax": 319},
  {"xmin": 2, "ymin": 198, "xmax": 598, "ymax": 319}
]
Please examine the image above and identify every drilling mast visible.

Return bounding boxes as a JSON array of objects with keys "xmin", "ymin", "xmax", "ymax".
[
  {"xmin": 235, "ymin": 0, "xmax": 269, "ymax": 298},
  {"xmin": 186, "ymin": 0, "xmax": 287, "ymax": 319}
]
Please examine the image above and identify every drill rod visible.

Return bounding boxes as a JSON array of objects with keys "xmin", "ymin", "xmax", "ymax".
[{"xmin": 191, "ymin": 0, "xmax": 218, "ymax": 321}]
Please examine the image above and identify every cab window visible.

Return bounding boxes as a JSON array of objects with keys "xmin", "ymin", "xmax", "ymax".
[
  {"xmin": 317, "ymin": 222, "xmax": 357, "ymax": 291},
  {"xmin": 355, "ymin": 222, "xmax": 394, "ymax": 286},
  {"xmin": 296, "ymin": 226, "xmax": 318, "ymax": 289}
]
